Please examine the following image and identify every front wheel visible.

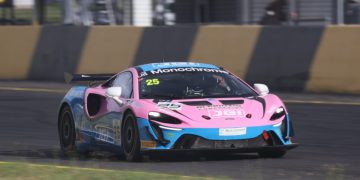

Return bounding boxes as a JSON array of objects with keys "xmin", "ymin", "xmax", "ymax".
[
  {"xmin": 122, "ymin": 113, "xmax": 142, "ymax": 162},
  {"xmin": 258, "ymin": 150, "xmax": 287, "ymax": 158}
]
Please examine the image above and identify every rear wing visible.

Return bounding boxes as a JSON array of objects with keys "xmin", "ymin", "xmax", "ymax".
[{"xmin": 64, "ymin": 72, "xmax": 115, "ymax": 84}]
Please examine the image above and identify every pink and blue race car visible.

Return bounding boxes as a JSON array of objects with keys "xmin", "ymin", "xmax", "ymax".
[{"xmin": 58, "ymin": 62, "xmax": 298, "ymax": 161}]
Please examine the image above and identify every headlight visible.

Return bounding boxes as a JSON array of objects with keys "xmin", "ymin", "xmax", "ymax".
[
  {"xmin": 148, "ymin": 112, "xmax": 182, "ymax": 124},
  {"xmin": 148, "ymin": 112, "xmax": 161, "ymax": 118},
  {"xmin": 270, "ymin": 107, "xmax": 286, "ymax": 120}
]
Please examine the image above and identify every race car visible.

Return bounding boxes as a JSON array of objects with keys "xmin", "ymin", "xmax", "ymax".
[{"xmin": 58, "ymin": 62, "xmax": 297, "ymax": 161}]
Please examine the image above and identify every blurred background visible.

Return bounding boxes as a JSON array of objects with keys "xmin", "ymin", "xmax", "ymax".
[
  {"xmin": 1, "ymin": 0, "xmax": 360, "ymax": 26},
  {"xmin": 0, "ymin": 1, "xmax": 360, "ymax": 179}
]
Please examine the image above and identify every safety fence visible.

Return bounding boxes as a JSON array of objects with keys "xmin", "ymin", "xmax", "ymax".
[{"xmin": 1, "ymin": 0, "xmax": 360, "ymax": 26}]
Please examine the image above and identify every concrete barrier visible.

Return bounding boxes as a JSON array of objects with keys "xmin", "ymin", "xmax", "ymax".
[
  {"xmin": 77, "ymin": 26, "xmax": 143, "ymax": 75},
  {"xmin": 0, "ymin": 25, "xmax": 359, "ymax": 94},
  {"xmin": 306, "ymin": 26, "xmax": 360, "ymax": 94},
  {"xmin": 0, "ymin": 26, "xmax": 40, "ymax": 79}
]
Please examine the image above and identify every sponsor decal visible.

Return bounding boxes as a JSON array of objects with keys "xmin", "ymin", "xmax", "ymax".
[
  {"xmin": 208, "ymin": 109, "xmax": 245, "ymax": 118},
  {"xmin": 112, "ymin": 120, "xmax": 121, "ymax": 145},
  {"xmin": 157, "ymin": 102, "xmax": 182, "ymax": 110},
  {"xmin": 146, "ymin": 78, "xmax": 160, "ymax": 86},
  {"xmin": 219, "ymin": 127, "xmax": 247, "ymax": 136},
  {"xmin": 94, "ymin": 125, "xmax": 114, "ymax": 143},
  {"xmin": 152, "ymin": 62, "xmax": 202, "ymax": 68},
  {"xmin": 139, "ymin": 67, "xmax": 228, "ymax": 77},
  {"xmin": 196, "ymin": 105, "xmax": 245, "ymax": 118},
  {"xmin": 196, "ymin": 104, "xmax": 242, "ymax": 110},
  {"xmin": 139, "ymin": 71, "xmax": 148, "ymax": 77},
  {"xmin": 141, "ymin": 140, "xmax": 157, "ymax": 148}
]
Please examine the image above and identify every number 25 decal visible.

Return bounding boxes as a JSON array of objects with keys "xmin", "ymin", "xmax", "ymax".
[{"xmin": 146, "ymin": 79, "xmax": 160, "ymax": 86}]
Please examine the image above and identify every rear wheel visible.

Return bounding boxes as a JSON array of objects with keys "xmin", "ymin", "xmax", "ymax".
[
  {"xmin": 258, "ymin": 150, "xmax": 287, "ymax": 158},
  {"xmin": 59, "ymin": 106, "xmax": 79, "ymax": 157},
  {"xmin": 122, "ymin": 113, "xmax": 142, "ymax": 162}
]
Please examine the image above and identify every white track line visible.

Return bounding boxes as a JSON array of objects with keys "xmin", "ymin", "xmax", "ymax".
[{"xmin": 0, "ymin": 87, "xmax": 67, "ymax": 93}]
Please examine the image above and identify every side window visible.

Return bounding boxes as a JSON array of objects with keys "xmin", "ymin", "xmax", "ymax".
[{"xmin": 112, "ymin": 72, "xmax": 133, "ymax": 98}]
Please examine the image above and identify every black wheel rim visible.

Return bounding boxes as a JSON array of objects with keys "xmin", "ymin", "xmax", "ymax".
[
  {"xmin": 61, "ymin": 111, "xmax": 73, "ymax": 148},
  {"xmin": 123, "ymin": 116, "xmax": 135, "ymax": 154}
]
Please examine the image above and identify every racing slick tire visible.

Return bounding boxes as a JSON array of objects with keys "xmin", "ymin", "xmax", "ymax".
[
  {"xmin": 122, "ymin": 112, "xmax": 142, "ymax": 162},
  {"xmin": 258, "ymin": 150, "xmax": 287, "ymax": 158},
  {"xmin": 59, "ymin": 106, "xmax": 88, "ymax": 158}
]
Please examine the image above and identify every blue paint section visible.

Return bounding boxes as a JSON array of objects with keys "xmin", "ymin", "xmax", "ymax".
[
  {"xmin": 138, "ymin": 62, "xmax": 219, "ymax": 72},
  {"xmin": 77, "ymin": 124, "xmax": 123, "ymax": 154},
  {"xmin": 137, "ymin": 118, "xmax": 160, "ymax": 150},
  {"xmin": 61, "ymin": 86, "xmax": 125, "ymax": 154},
  {"xmin": 271, "ymin": 121, "xmax": 287, "ymax": 145},
  {"xmin": 80, "ymin": 129, "xmax": 115, "ymax": 144},
  {"xmin": 136, "ymin": 117, "xmax": 292, "ymax": 150},
  {"xmin": 61, "ymin": 86, "xmax": 87, "ymax": 112},
  {"xmin": 63, "ymin": 86, "xmax": 87, "ymax": 102},
  {"xmin": 76, "ymin": 130, "xmax": 123, "ymax": 154},
  {"xmin": 60, "ymin": 86, "xmax": 87, "ymax": 152},
  {"xmin": 286, "ymin": 114, "xmax": 291, "ymax": 137},
  {"xmin": 283, "ymin": 114, "xmax": 292, "ymax": 144},
  {"xmin": 61, "ymin": 85, "xmax": 295, "ymax": 153},
  {"xmin": 75, "ymin": 112, "xmax": 123, "ymax": 151},
  {"xmin": 137, "ymin": 118, "xmax": 152, "ymax": 140}
]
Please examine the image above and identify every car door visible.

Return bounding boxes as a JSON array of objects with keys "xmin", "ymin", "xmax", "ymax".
[
  {"xmin": 82, "ymin": 71, "xmax": 133, "ymax": 147},
  {"xmin": 104, "ymin": 71, "xmax": 133, "ymax": 146}
]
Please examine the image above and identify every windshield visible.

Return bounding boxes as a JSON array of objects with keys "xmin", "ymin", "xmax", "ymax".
[{"xmin": 139, "ymin": 70, "xmax": 257, "ymax": 99}]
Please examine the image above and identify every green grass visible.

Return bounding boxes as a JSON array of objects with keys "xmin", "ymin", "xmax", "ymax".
[
  {"xmin": 0, "ymin": 3, "xmax": 61, "ymax": 24},
  {"xmin": 44, "ymin": 3, "xmax": 62, "ymax": 23},
  {"xmin": 0, "ymin": 161, "xmax": 221, "ymax": 180}
]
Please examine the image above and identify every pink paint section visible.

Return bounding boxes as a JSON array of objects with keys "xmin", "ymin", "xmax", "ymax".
[
  {"xmin": 82, "ymin": 66, "xmax": 287, "ymax": 129},
  {"xmin": 133, "ymin": 94, "xmax": 285, "ymax": 129},
  {"xmin": 84, "ymin": 87, "xmax": 108, "ymax": 120}
]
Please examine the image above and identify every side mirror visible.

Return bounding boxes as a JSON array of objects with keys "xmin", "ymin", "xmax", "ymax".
[
  {"xmin": 254, "ymin": 83, "xmax": 269, "ymax": 96},
  {"xmin": 105, "ymin": 87, "xmax": 123, "ymax": 105}
]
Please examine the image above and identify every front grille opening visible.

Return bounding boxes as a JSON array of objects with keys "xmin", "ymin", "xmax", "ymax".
[
  {"xmin": 219, "ymin": 100, "xmax": 244, "ymax": 105},
  {"xmin": 180, "ymin": 101, "xmax": 212, "ymax": 106},
  {"xmin": 149, "ymin": 121, "xmax": 170, "ymax": 146},
  {"xmin": 268, "ymin": 131, "xmax": 284, "ymax": 145},
  {"xmin": 173, "ymin": 134, "xmax": 268, "ymax": 150},
  {"xmin": 173, "ymin": 135, "xmax": 197, "ymax": 149},
  {"xmin": 149, "ymin": 114, "xmax": 182, "ymax": 124}
]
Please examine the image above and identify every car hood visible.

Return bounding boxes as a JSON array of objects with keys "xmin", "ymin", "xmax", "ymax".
[{"xmin": 137, "ymin": 95, "xmax": 284, "ymax": 128}]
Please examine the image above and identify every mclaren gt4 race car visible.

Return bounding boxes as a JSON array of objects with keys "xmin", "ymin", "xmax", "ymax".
[{"xmin": 58, "ymin": 62, "xmax": 297, "ymax": 161}]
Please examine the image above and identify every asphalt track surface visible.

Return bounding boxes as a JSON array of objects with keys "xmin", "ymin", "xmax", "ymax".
[{"xmin": 1, "ymin": 81, "xmax": 360, "ymax": 179}]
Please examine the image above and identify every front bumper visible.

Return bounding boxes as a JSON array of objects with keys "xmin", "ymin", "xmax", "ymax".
[
  {"xmin": 143, "ymin": 143, "xmax": 299, "ymax": 154},
  {"xmin": 137, "ymin": 117, "xmax": 296, "ymax": 151}
]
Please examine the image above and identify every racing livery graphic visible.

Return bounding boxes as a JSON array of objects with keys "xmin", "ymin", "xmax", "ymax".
[{"xmin": 58, "ymin": 62, "xmax": 298, "ymax": 161}]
